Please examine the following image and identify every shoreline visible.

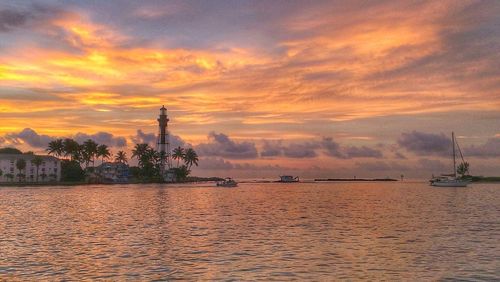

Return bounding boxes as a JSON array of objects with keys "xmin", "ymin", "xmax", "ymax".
[
  {"xmin": 2, "ymin": 178, "xmax": 499, "ymax": 188},
  {"xmin": 315, "ymin": 178, "xmax": 398, "ymax": 182}
]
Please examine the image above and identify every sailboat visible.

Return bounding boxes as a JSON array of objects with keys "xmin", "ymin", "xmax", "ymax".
[{"xmin": 429, "ymin": 132, "xmax": 470, "ymax": 187}]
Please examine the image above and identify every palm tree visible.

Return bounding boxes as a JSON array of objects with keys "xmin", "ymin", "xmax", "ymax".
[
  {"xmin": 79, "ymin": 144, "xmax": 91, "ymax": 168},
  {"xmin": 115, "ymin": 151, "xmax": 128, "ymax": 164},
  {"xmin": 457, "ymin": 162, "xmax": 470, "ymax": 178},
  {"xmin": 172, "ymin": 146, "xmax": 185, "ymax": 168},
  {"xmin": 132, "ymin": 144, "xmax": 149, "ymax": 159},
  {"xmin": 183, "ymin": 148, "xmax": 199, "ymax": 170},
  {"xmin": 47, "ymin": 139, "xmax": 64, "ymax": 158},
  {"xmin": 97, "ymin": 144, "xmax": 111, "ymax": 165},
  {"xmin": 16, "ymin": 159, "xmax": 26, "ymax": 182},
  {"xmin": 31, "ymin": 156, "xmax": 43, "ymax": 182},
  {"xmin": 83, "ymin": 139, "xmax": 98, "ymax": 167},
  {"xmin": 132, "ymin": 144, "xmax": 151, "ymax": 168},
  {"xmin": 62, "ymin": 138, "xmax": 81, "ymax": 161}
]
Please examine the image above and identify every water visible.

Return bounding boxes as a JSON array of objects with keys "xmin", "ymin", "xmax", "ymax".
[{"xmin": 0, "ymin": 182, "xmax": 499, "ymax": 280}]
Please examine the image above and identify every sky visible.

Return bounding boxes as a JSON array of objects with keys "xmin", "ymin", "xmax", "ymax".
[{"xmin": 0, "ymin": 0, "xmax": 499, "ymax": 179}]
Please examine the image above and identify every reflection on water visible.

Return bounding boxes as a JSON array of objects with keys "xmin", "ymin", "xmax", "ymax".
[{"xmin": 0, "ymin": 182, "xmax": 499, "ymax": 280}]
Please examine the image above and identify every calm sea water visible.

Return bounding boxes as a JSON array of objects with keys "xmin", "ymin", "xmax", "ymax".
[{"xmin": 0, "ymin": 182, "xmax": 499, "ymax": 280}]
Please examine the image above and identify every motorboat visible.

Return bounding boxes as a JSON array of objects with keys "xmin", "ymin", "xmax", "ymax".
[
  {"xmin": 278, "ymin": 175, "xmax": 299, "ymax": 183},
  {"xmin": 217, "ymin": 177, "xmax": 238, "ymax": 187}
]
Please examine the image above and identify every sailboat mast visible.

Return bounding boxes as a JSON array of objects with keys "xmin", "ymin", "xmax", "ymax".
[{"xmin": 452, "ymin": 132, "xmax": 456, "ymax": 178}]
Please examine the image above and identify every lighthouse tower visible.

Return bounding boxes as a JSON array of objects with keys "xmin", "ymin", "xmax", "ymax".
[{"xmin": 157, "ymin": 105, "xmax": 172, "ymax": 174}]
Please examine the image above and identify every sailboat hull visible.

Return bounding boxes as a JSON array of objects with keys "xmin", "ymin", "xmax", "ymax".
[{"xmin": 430, "ymin": 180, "xmax": 470, "ymax": 187}]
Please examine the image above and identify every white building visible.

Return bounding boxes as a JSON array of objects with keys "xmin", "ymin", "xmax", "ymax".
[{"xmin": 0, "ymin": 154, "xmax": 61, "ymax": 182}]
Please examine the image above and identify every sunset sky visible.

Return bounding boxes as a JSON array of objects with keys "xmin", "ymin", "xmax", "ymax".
[{"xmin": 1, "ymin": 0, "xmax": 499, "ymax": 178}]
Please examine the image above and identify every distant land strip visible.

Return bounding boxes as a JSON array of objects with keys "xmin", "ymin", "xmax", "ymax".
[{"xmin": 314, "ymin": 178, "xmax": 398, "ymax": 182}]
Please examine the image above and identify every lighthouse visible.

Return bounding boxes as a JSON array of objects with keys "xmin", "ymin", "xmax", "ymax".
[{"xmin": 157, "ymin": 105, "xmax": 172, "ymax": 174}]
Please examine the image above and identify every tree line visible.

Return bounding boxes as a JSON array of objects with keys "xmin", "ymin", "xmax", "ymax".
[
  {"xmin": 1, "ymin": 138, "xmax": 200, "ymax": 183},
  {"xmin": 45, "ymin": 138, "xmax": 199, "ymax": 182},
  {"xmin": 131, "ymin": 144, "xmax": 199, "ymax": 181},
  {"xmin": 47, "ymin": 138, "xmax": 128, "ymax": 168}
]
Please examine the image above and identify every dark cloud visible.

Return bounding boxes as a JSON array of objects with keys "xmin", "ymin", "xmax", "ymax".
[
  {"xmin": 417, "ymin": 158, "xmax": 448, "ymax": 172},
  {"xmin": 197, "ymin": 157, "xmax": 235, "ymax": 170},
  {"xmin": 283, "ymin": 142, "xmax": 319, "ymax": 158},
  {"xmin": 131, "ymin": 129, "xmax": 157, "ymax": 146},
  {"xmin": 0, "ymin": 4, "xmax": 66, "ymax": 32},
  {"xmin": 74, "ymin": 132, "xmax": 127, "ymax": 147},
  {"xmin": 322, "ymin": 137, "xmax": 383, "ymax": 159},
  {"xmin": 195, "ymin": 132, "xmax": 258, "ymax": 159},
  {"xmin": 5, "ymin": 128, "xmax": 53, "ymax": 148},
  {"xmin": 3, "ymin": 128, "xmax": 128, "ymax": 149},
  {"xmin": 131, "ymin": 129, "xmax": 187, "ymax": 149},
  {"xmin": 398, "ymin": 131, "xmax": 451, "ymax": 156},
  {"xmin": 343, "ymin": 145, "xmax": 383, "ymax": 159},
  {"xmin": 260, "ymin": 140, "xmax": 318, "ymax": 158},
  {"xmin": 169, "ymin": 134, "xmax": 188, "ymax": 150},
  {"xmin": 464, "ymin": 138, "xmax": 500, "ymax": 158},
  {"xmin": 260, "ymin": 140, "xmax": 283, "ymax": 157},
  {"xmin": 260, "ymin": 137, "xmax": 383, "ymax": 159},
  {"xmin": 0, "ymin": 9, "xmax": 29, "ymax": 32},
  {"xmin": 196, "ymin": 157, "xmax": 292, "ymax": 171},
  {"xmin": 322, "ymin": 137, "xmax": 343, "ymax": 158}
]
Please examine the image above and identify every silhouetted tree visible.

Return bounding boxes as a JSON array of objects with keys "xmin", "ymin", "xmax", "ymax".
[
  {"xmin": 63, "ymin": 139, "xmax": 81, "ymax": 161},
  {"xmin": 61, "ymin": 160, "xmax": 85, "ymax": 182},
  {"xmin": 132, "ymin": 144, "xmax": 161, "ymax": 180},
  {"xmin": 16, "ymin": 159, "xmax": 26, "ymax": 182},
  {"xmin": 172, "ymin": 146, "xmax": 185, "ymax": 168},
  {"xmin": 172, "ymin": 165, "xmax": 190, "ymax": 181},
  {"xmin": 47, "ymin": 139, "xmax": 64, "ymax": 158},
  {"xmin": 97, "ymin": 144, "xmax": 111, "ymax": 165},
  {"xmin": 31, "ymin": 156, "xmax": 43, "ymax": 182},
  {"xmin": 184, "ymin": 148, "xmax": 199, "ymax": 170},
  {"xmin": 457, "ymin": 162, "xmax": 470, "ymax": 178},
  {"xmin": 83, "ymin": 139, "xmax": 99, "ymax": 167},
  {"xmin": 115, "ymin": 151, "xmax": 128, "ymax": 164}
]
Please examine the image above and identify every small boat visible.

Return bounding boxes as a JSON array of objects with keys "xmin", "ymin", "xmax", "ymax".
[
  {"xmin": 430, "ymin": 132, "xmax": 470, "ymax": 187},
  {"xmin": 217, "ymin": 177, "xmax": 238, "ymax": 187},
  {"xmin": 278, "ymin": 175, "xmax": 300, "ymax": 183}
]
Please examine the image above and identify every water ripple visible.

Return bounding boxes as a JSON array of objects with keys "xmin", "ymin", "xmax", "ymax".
[{"xmin": 0, "ymin": 182, "xmax": 499, "ymax": 280}]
